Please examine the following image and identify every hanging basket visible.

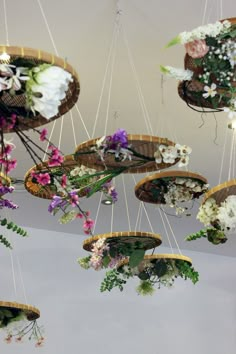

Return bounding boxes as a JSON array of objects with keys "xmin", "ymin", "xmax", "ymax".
[
  {"xmin": 135, "ymin": 170, "xmax": 208, "ymax": 204},
  {"xmin": 0, "ymin": 45, "xmax": 80, "ymax": 133},
  {"xmin": 83, "ymin": 231, "xmax": 162, "ymax": 252},
  {"xmin": 202, "ymin": 179, "xmax": 236, "ymax": 205},
  {"xmin": 24, "ymin": 154, "xmax": 78, "ymax": 199},
  {"xmin": 0, "ymin": 301, "xmax": 40, "ymax": 327},
  {"xmin": 118, "ymin": 253, "xmax": 192, "ymax": 268},
  {"xmin": 177, "ymin": 17, "xmax": 236, "ymax": 111},
  {"xmin": 75, "ymin": 135, "xmax": 178, "ymax": 173}
]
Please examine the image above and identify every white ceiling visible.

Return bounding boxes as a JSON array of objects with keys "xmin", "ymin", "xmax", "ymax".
[
  {"xmin": 3, "ymin": 0, "xmax": 235, "ymax": 256},
  {"xmin": 0, "ymin": 1, "xmax": 236, "ymax": 353}
]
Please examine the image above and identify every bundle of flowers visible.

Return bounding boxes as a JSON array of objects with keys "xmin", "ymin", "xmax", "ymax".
[
  {"xmin": 78, "ymin": 237, "xmax": 149, "ymax": 271},
  {"xmin": 162, "ymin": 18, "xmax": 236, "ymax": 116},
  {"xmin": 76, "ymin": 128, "xmax": 192, "ymax": 169},
  {"xmin": 0, "ymin": 307, "xmax": 44, "ymax": 347},
  {"xmin": 99, "ymin": 255, "xmax": 199, "ymax": 295},
  {"xmin": 0, "ymin": 61, "xmax": 73, "ymax": 120},
  {"xmin": 136, "ymin": 173, "xmax": 208, "ymax": 215},
  {"xmin": 186, "ymin": 195, "xmax": 236, "ymax": 244}
]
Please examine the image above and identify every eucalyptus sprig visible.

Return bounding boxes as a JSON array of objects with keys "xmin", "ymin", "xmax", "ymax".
[
  {"xmin": 185, "ymin": 227, "xmax": 227, "ymax": 245},
  {"xmin": 100, "ymin": 269, "xmax": 127, "ymax": 292},
  {"xmin": 0, "ymin": 218, "xmax": 28, "ymax": 249},
  {"xmin": 175, "ymin": 260, "xmax": 199, "ymax": 284}
]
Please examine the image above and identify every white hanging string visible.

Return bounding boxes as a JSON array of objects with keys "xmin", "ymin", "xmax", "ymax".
[
  {"xmin": 141, "ymin": 202, "xmax": 154, "ymax": 233},
  {"xmin": 122, "ymin": 26, "xmax": 154, "ymax": 135},
  {"xmin": 36, "ymin": 0, "xmax": 59, "ymax": 55},
  {"xmin": 58, "ymin": 115, "xmax": 64, "ymax": 150},
  {"xmin": 228, "ymin": 131, "xmax": 235, "ymax": 181},
  {"xmin": 220, "ymin": 0, "xmax": 223, "ymax": 18},
  {"xmin": 134, "ymin": 202, "xmax": 142, "ymax": 231},
  {"xmin": 104, "ymin": 25, "xmax": 120, "ymax": 136},
  {"xmin": 202, "ymin": 0, "xmax": 208, "ymax": 25},
  {"xmin": 163, "ymin": 212, "xmax": 182, "ymax": 255},
  {"xmin": 43, "ymin": 120, "xmax": 57, "ymax": 161},
  {"xmin": 16, "ymin": 254, "xmax": 28, "ymax": 304},
  {"xmin": 110, "ymin": 180, "xmax": 115, "ymax": 233},
  {"xmin": 138, "ymin": 204, "xmax": 143, "ymax": 231},
  {"xmin": 3, "ymin": 0, "xmax": 9, "ymax": 45},
  {"xmin": 122, "ymin": 175, "xmax": 131, "ymax": 230},
  {"xmin": 74, "ymin": 104, "xmax": 91, "ymax": 139},
  {"xmin": 70, "ymin": 111, "xmax": 77, "ymax": 147},
  {"xmin": 92, "ymin": 192, "xmax": 104, "ymax": 234},
  {"xmin": 158, "ymin": 209, "xmax": 174, "ymax": 253},
  {"xmin": 218, "ymin": 123, "xmax": 228, "ymax": 184},
  {"xmin": 92, "ymin": 22, "xmax": 119, "ymax": 138},
  {"xmin": 9, "ymin": 248, "xmax": 18, "ymax": 299}
]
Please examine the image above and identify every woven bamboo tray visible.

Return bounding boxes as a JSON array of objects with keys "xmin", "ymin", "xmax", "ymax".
[
  {"xmin": 0, "ymin": 45, "xmax": 80, "ymax": 133},
  {"xmin": 118, "ymin": 253, "xmax": 192, "ymax": 268},
  {"xmin": 135, "ymin": 170, "xmax": 207, "ymax": 204},
  {"xmin": 203, "ymin": 179, "xmax": 236, "ymax": 206},
  {"xmin": 0, "ymin": 301, "xmax": 40, "ymax": 321},
  {"xmin": 24, "ymin": 154, "xmax": 77, "ymax": 199},
  {"xmin": 178, "ymin": 17, "xmax": 236, "ymax": 109},
  {"xmin": 83, "ymin": 231, "xmax": 162, "ymax": 252},
  {"xmin": 75, "ymin": 135, "xmax": 178, "ymax": 173}
]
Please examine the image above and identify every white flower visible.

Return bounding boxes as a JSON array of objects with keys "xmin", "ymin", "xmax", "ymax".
[
  {"xmin": 154, "ymin": 148, "xmax": 162, "ymax": 164},
  {"xmin": 159, "ymin": 145, "xmax": 178, "ymax": 163},
  {"xmin": 223, "ymin": 106, "xmax": 236, "ymax": 120},
  {"xmin": 218, "ymin": 195, "xmax": 236, "ymax": 234},
  {"xmin": 26, "ymin": 65, "xmax": 73, "ymax": 119},
  {"xmin": 197, "ymin": 198, "xmax": 219, "ymax": 226},
  {"xmin": 160, "ymin": 65, "xmax": 193, "ymax": 81},
  {"xmin": 202, "ymin": 83, "xmax": 217, "ymax": 98}
]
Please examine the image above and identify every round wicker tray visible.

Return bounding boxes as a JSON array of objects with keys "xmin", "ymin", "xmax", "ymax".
[
  {"xmin": 75, "ymin": 135, "xmax": 178, "ymax": 173},
  {"xmin": 0, "ymin": 301, "xmax": 40, "ymax": 321},
  {"xmin": 202, "ymin": 179, "xmax": 236, "ymax": 206},
  {"xmin": 118, "ymin": 253, "xmax": 192, "ymax": 268},
  {"xmin": 135, "ymin": 170, "xmax": 208, "ymax": 204},
  {"xmin": 24, "ymin": 154, "xmax": 77, "ymax": 199},
  {"xmin": 83, "ymin": 231, "xmax": 162, "ymax": 252},
  {"xmin": 0, "ymin": 45, "xmax": 80, "ymax": 133},
  {"xmin": 178, "ymin": 17, "xmax": 236, "ymax": 110}
]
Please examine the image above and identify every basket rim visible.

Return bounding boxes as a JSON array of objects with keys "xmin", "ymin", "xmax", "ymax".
[
  {"xmin": 135, "ymin": 170, "xmax": 208, "ymax": 194},
  {"xmin": 118, "ymin": 253, "xmax": 192, "ymax": 267},
  {"xmin": 0, "ymin": 45, "xmax": 79, "ymax": 80},
  {"xmin": 0, "ymin": 301, "xmax": 40, "ymax": 320},
  {"xmin": 202, "ymin": 179, "xmax": 236, "ymax": 204},
  {"xmin": 83, "ymin": 231, "xmax": 162, "ymax": 252}
]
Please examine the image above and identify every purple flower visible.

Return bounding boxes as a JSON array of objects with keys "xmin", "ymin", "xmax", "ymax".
[
  {"xmin": 111, "ymin": 128, "xmax": 128, "ymax": 149},
  {"xmin": 0, "ymin": 199, "xmax": 18, "ymax": 209},
  {"xmin": 0, "ymin": 186, "xmax": 14, "ymax": 195},
  {"xmin": 48, "ymin": 195, "xmax": 67, "ymax": 213}
]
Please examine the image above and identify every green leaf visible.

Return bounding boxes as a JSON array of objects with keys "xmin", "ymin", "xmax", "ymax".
[
  {"xmin": 154, "ymin": 260, "xmax": 167, "ymax": 277},
  {"xmin": 166, "ymin": 35, "xmax": 181, "ymax": 48},
  {"xmin": 102, "ymin": 255, "xmax": 111, "ymax": 268},
  {"xmin": 1, "ymin": 219, "xmax": 7, "ymax": 226},
  {"xmin": 129, "ymin": 249, "xmax": 145, "ymax": 268}
]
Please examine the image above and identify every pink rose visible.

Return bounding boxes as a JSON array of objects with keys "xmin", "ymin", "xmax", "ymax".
[{"xmin": 185, "ymin": 39, "xmax": 209, "ymax": 58}]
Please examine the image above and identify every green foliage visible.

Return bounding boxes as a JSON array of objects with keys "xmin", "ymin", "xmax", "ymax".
[
  {"xmin": 77, "ymin": 256, "xmax": 91, "ymax": 269},
  {"xmin": 0, "ymin": 235, "xmax": 12, "ymax": 249},
  {"xmin": 100, "ymin": 269, "xmax": 127, "ymax": 292},
  {"xmin": 185, "ymin": 227, "xmax": 227, "ymax": 245},
  {"xmin": 129, "ymin": 249, "xmax": 145, "ymax": 268},
  {"xmin": 0, "ymin": 308, "xmax": 25, "ymax": 328},
  {"xmin": 136, "ymin": 280, "xmax": 155, "ymax": 296},
  {"xmin": 0, "ymin": 218, "xmax": 28, "ymax": 249},
  {"xmin": 175, "ymin": 260, "xmax": 199, "ymax": 284},
  {"xmin": 153, "ymin": 259, "xmax": 168, "ymax": 277}
]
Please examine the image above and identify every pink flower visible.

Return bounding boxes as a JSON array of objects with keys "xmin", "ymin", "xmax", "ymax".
[
  {"xmin": 3, "ymin": 143, "xmax": 14, "ymax": 155},
  {"xmin": 185, "ymin": 39, "xmax": 209, "ymax": 58},
  {"xmin": 36, "ymin": 173, "xmax": 51, "ymax": 186},
  {"xmin": 48, "ymin": 154, "xmax": 64, "ymax": 167},
  {"xmin": 39, "ymin": 128, "xmax": 48, "ymax": 141},
  {"xmin": 83, "ymin": 218, "xmax": 94, "ymax": 234},
  {"xmin": 4, "ymin": 334, "xmax": 12, "ymax": 344},
  {"xmin": 76, "ymin": 213, "xmax": 83, "ymax": 219},
  {"xmin": 4, "ymin": 159, "xmax": 17, "ymax": 173},
  {"xmin": 15, "ymin": 336, "xmax": 23, "ymax": 343},
  {"xmin": 61, "ymin": 174, "xmax": 67, "ymax": 188}
]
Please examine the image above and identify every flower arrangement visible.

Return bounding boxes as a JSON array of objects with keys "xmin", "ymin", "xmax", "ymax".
[
  {"xmin": 186, "ymin": 195, "xmax": 236, "ymax": 244},
  {"xmin": 162, "ymin": 18, "xmax": 236, "ymax": 116},
  {"xmin": 75, "ymin": 128, "xmax": 192, "ymax": 170},
  {"xmin": 135, "ymin": 172, "xmax": 209, "ymax": 215},
  {"xmin": 0, "ymin": 306, "xmax": 44, "ymax": 347},
  {"xmin": 0, "ymin": 60, "xmax": 73, "ymax": 120},
  {"xmin": 100, "ymin": 255, "xmax": 199, "ymax": 295},
  {"xmin": 78, "ymin": 237, "xmax": 151, "ymax": 271}
]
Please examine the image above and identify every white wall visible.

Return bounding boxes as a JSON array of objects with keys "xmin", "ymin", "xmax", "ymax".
[{"xmin": 0, "ymin": 227, "xmax": 235, "ymax": 354}]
